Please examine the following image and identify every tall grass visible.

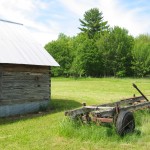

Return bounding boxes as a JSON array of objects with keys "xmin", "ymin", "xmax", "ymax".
[
  {"xmin": 58, "ymin": 110, "xmax": 150, "ymax": 144},
  {"xmin": 0, "ymin": 78, "xmax": 150, "ymax": 150}
]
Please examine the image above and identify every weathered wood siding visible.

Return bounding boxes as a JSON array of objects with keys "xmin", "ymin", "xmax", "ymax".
[
  {"xmin": 0, "ymin": 64, "xmax": 51, "ymax": 116},
  {"xmin": 0, "ymin": 66, "xmax": 2, "ymax": 100}
]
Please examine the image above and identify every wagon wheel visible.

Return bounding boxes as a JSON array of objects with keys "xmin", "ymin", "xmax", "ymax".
[{"xmin": 116, "ymin": 111, "xmax": 135, "ymax": 136}]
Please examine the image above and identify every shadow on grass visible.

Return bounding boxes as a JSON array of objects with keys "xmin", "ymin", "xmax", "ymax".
[
  {"xmin": 49, "ymin": 99, "xmax": 82, "ymax": 112},
  {"xmin": 0, "ymin": 99, "xmax": 81, "ymax": 125}
]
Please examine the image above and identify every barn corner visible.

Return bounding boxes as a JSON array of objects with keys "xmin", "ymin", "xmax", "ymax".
[{"xmin": 0, "ymin": 19, "xmax": 59, "ymax": 117}]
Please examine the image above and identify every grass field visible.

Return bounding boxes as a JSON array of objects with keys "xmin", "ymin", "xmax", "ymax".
[{"xmin": 0, "ymin": 78, "xmax": 150, "ymax": 150}]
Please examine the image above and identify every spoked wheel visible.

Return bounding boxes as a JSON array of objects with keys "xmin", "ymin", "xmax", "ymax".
[{"xmin": 116, "ymin": 111, "xmax": 135, "ymax": 136}]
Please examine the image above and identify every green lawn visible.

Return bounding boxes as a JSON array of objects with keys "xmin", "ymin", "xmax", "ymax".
[{"xmin": 0, "ymin": 78, "xmax": 150, "ymax": 150}]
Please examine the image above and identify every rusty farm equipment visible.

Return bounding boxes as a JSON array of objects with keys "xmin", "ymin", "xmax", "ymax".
[{"xmin": 65, "ymin": 84, "xmax": 150, "ymax": 136}]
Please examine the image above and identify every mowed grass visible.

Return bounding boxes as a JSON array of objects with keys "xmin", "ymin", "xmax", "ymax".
[{"xmin": 0, "ymin": 78, "xmax": 150, "ymax": 150}]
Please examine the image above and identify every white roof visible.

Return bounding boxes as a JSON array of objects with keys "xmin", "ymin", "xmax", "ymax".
[{"xmin": 0, "ymin": 19, "xmax": 59, "ymax": 66}]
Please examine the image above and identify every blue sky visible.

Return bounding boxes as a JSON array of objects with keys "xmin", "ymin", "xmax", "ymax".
[{"xmin": 0, "ymin": 0, "xmax": 150, "ymax": 46}]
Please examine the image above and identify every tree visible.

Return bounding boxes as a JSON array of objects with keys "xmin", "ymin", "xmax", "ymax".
[
  {"xmin": 132, "ymin": 34, "xmax": 150, "ymax": 77},
  {"xmin": 110, "ymin": 26, "xmax": 134, "ymax": 77},
  {"xmin": 70, "ymin": 33, "xmax": 103, "ymax": 77},
  {"xmin": 96, "ymin": 31, "xmax": 112, "ymax": 76},
  {"xmin": 69, "ymin": 33, "xmax": 86, "ymax": 77},
  {"xmin": 45, "ymin": 33, "xmax": 74, "ymax": 77},
  {"xmin": 79, "ymin": 8, "xmax": 109, "ymax": 39},
  {"xmin": 97, "ymin": 26, "xmax": 134, "ymax": 77}
]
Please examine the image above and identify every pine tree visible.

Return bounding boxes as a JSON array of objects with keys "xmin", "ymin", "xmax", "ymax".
[{"xmin": 79, "ymin": 8, "xmax": 109, "ymax": 38}]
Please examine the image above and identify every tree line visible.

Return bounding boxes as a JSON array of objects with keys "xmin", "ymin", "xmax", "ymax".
[{"xmin": 45, "ymin": 8, "xmax": 150, "ymax": 78}]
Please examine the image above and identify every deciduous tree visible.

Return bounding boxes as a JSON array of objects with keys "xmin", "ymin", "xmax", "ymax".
[{"xmin": 132, "ymin": 34, "xmax": 150, "ymax": 77}]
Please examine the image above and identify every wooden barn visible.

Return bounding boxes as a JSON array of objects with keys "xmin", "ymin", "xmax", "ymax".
[{"xmin": 0, "ymin": 19, "xmax": 59, "ymax": 117}]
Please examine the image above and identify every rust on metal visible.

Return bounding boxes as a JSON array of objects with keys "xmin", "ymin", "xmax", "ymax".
[{"xmin": 92, "ymin": 117, "xmax": 113, "ymax": 123}]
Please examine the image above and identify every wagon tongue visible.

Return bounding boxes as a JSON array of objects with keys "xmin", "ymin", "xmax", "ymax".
[{"xmin": 132, "ymin": 83, "xmax": 149, "ymax": 101}]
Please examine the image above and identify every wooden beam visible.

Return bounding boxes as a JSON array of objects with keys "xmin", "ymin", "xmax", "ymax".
[{"xmin": 121, "ymin": 101, "xmax": 150, "ymax": 112}]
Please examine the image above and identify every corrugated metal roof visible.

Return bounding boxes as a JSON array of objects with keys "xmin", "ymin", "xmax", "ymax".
[{"xmin": 0, "ymin": 19, "xmax": 59, "ymax": 66}]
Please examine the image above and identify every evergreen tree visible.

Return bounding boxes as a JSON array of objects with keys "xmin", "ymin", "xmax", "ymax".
[{"xmin": 79, "ymin": 8, "xmax": 109, "ymax": 38}]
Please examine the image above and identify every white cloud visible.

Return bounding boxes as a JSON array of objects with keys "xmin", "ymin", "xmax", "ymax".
[
  {"xmin": 59, "ymin": 0, "xmax": 150, "ymax": 36},
  {"xmin": 0, "ymin": 0, "xmax": 61, "ymax": 46},
  {"xmin": 30, "ymin": 30, "xmax": 58, "ymax": 46},
  {"xmin": 97, "ymin": 0, "xmax": 150, "ymax": 36},
  {"xmin": 59, "ymin": 0, "xmax": 99, "ymax": 17},
  {"xmin": 0, "ymin": 0, "xmax": 150, "ymax": 46}
]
